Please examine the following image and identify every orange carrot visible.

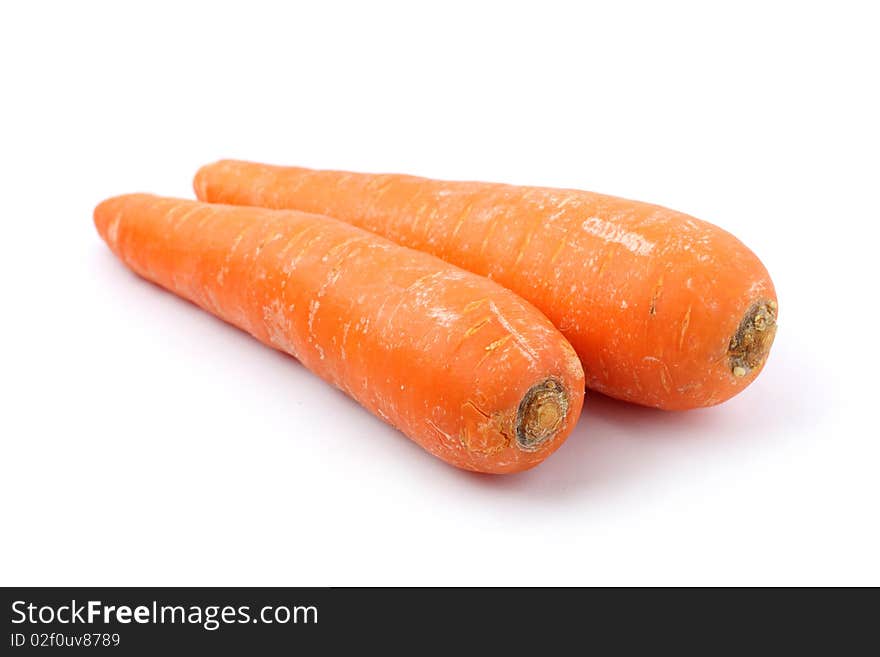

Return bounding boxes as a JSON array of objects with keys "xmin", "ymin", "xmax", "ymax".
[
  {"xmin": 195, "ymin": 161, "xmax": 778, "ymax": 410},
  {"xmin": 94, "ymin": 194, "xmax": 584, "ymax": 473}
]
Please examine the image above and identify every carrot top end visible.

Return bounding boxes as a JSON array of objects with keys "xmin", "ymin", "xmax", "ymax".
[
  {"xmin": 728, "ymin": 299, "xmax": 778, "ymax": 379},
  {"xmin": 515, "ymin": 378, "xmax": 570, "ymax": 452}
]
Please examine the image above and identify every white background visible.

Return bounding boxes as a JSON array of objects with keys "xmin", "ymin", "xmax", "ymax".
[{"xmin": 1, "ymin": 1, "xmax": 877, "ymax": 586}]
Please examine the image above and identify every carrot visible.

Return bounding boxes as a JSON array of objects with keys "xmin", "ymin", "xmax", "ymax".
[
  {"xmin": 195, "ymin": 161, "xmax": 778, "ymax": 410},
  {"xmin": 94, "ymin": 194, "xmax": 584, "ymax": 473}
]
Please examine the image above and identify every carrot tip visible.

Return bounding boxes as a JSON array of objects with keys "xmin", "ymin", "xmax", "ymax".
[
  {"xmin": 515, "ymin": 378, "xmax": 570, "ymax": 452},
  {"xmin": 728, "ymin": 299, "xmax": 778, "ymax": 378}
]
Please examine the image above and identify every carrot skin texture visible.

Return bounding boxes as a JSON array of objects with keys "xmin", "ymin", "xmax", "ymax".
[
  {"xmin": 94, "ymin": 195, "xmax": 584, "ymax": 473},
  {"xmin": 195, "ymin": 161, "xmax": 778, "ymax": 410}
]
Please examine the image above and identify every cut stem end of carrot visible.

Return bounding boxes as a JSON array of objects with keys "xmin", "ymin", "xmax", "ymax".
[
  {"xmin": 728, "ymin": 299, "xmax": 778, "ymax": 378},
  {"xmin": 515, "ymin": 378, "xmax": 570, "ymax": 452}
]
